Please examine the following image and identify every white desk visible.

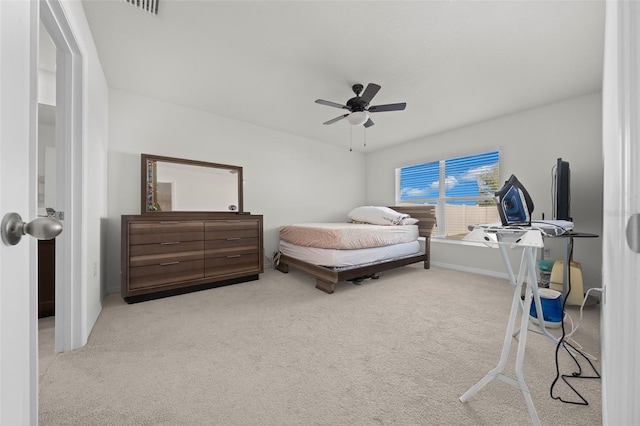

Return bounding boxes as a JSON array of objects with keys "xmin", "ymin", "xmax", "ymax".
[
  {"xmin": 459, "ymin": 227, "xmax": 557, "ymax": 426},
  {"xmin": 468, "ymin": 221, "xmax": 597, "ymax": 302}
]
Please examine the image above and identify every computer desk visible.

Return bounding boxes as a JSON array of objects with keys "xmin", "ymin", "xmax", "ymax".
[{"xmin": 458, "ymin": 226, "xmax": 596, "ymax": 426}]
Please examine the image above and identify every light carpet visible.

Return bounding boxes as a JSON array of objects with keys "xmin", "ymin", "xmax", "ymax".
[{"xmin": 39, "ymin": 265, "xmax": 602, "ymax": 425}]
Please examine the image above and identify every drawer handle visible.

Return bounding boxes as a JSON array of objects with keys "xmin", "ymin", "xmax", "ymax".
[
  {"xmin": 226, "ymin": 237, "xmax": 241, "ymax": 241},
  {"xmin": 159, "ymin": 221, "xmax": 180, "ymax": 224},
  {"xmin": 226, "ymin": 255, "xmax": 241, "ymax": 258},
  {"xmin": 159, "ymin": 261, "xmax": 180, "ymax": 266},
  {"xmin": 160, "ymin": 241, "xmax": 180, "ymax": 245}
]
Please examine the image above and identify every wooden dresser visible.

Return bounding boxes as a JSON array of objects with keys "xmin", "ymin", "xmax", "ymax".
[
  {"xmin": 121, "ymin": 213, "xmax": 263, "ymax": 302},
  {"xmin": 38, "ymin": 239, "xmax": 56, "ymax": 318}
]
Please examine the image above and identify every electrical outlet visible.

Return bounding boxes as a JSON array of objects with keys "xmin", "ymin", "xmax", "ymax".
[
  {"xmin": 93, "ymin": 262, "xmax": 98, "ymax": 277},
  {"xmin": 543, "ymin": 247, "xmax": 551, "ymax": 258}
]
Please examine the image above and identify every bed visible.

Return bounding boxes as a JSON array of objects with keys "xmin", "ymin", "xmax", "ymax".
[{"xmin": 276, "ymin": 205, "xmax": 436, "ymax": 293}]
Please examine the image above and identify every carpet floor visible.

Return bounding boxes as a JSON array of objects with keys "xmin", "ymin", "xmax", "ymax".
[{"xmin": 39, "ymin": 265, "xmax": 602, "ymax": 425}]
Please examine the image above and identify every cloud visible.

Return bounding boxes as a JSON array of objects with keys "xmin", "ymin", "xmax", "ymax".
[
  {"xmin": 460, "ymin": 163, "xmax": 498, "ymax": 181},
  {"xmin": 402, "ymin": 187, "xmax": 433, "ymax": 197},
  {"xmin": 444, "ymin": 176, "xmax": 458, "ymax": 189},
  {"xmin": 405, "ymin": 176, "xmax": 458, "ymax": 196}
]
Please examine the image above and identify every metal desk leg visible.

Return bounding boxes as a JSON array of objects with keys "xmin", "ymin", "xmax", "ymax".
[
  {"xmin": 514, "ymin": 247, "xmax": 560, "ymax": 343},
  {"xmin": 497, "ymin": 234, "xmax": 517, "ymax": 288},
  {"xmin": 562, "ymin": 237, "xmax": 572, "ymax": 300},
  {"xmin": 460, "ymin": 246, "xmax": 542, "ymax": 426}
]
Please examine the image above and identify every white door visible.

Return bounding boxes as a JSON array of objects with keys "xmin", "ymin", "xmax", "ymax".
[
  {"xmin": 602, "ymin": 2, "xmax": 640, "ymax": 425},
  {"xmin": 0, "ymin": 0, "xmax": 40, "ymax": 423}
]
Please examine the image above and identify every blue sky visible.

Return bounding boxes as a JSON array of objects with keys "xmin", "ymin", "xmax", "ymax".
[{"xmin": 400, "ymin": 151, "xmax": 499, "ymax": 204}]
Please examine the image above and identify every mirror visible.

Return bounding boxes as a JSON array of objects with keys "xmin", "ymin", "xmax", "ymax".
[{"xmin": 142, "ymin": 154, "xmax": 243, "ymax": 214}]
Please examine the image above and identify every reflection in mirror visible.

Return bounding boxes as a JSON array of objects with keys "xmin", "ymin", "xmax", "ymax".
[
  {"xmin": 143, "ymin": 154, "xmax": 243, "ymax": 213},
  {"xmin": 38, "ymin": 104, "xmax": 57, "ymax": 216}
]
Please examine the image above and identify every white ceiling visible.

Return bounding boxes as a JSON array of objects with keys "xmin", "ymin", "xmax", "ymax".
[{"xmin": 81, "ymin": 0, "xmax": 605, "ymax": 152}]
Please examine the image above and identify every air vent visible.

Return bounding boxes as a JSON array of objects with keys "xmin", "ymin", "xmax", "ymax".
[{"xmin": 126, "ymin": 0, "xmax": 159, "ymax": 15}]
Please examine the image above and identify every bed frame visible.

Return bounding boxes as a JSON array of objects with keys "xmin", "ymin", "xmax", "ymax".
[{"xmin": 276, "ymin": 205, "xmax": 436, "ymax": 294}]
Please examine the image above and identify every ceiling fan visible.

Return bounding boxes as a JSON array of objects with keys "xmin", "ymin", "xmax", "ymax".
[{"xmin": 315, "ymin": 83, "xmax": 407, "ymax": 128}]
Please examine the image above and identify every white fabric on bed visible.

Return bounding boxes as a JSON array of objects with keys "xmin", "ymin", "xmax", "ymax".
[
  {"xmin": 278, "ymin": 240, "xmax": 421, "ymax": 267},
  {"xmin": 279, "ymin": 222, "xmax": 419, "ymax": 249},
  {"xmin": 348, "ymin": 206, "xmax": 409, "ymax": 225}
]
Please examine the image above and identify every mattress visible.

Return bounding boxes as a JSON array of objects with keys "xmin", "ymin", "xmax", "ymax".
[
  {"xmin": 279, "ymin": 240, "xmax": 422, "ymax": 268},
  {"xmin": 279, "ymin": 222, "xmax": 419, "ymax": 250}
]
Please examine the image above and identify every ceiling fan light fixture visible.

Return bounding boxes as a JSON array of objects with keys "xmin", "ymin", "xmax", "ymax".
[
  {"xmin": 316, "ymin": 83, "xmax": 405, "ymax": 129},
  {"xmin": 347, "ymin": 111, "xmax": 369, "ymax": 126}
]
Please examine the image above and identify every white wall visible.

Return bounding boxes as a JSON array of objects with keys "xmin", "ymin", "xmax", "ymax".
[
  {"xmin": 37, "ymin": 122, "xmax": 55, "ymax": 208},
  {"xmin": 106, "ymin": 89, "xmax": 366, "ymax": 293},
  {"xmin": 43, "ymin": 147, "xmax": 56, "ymax": 209},
  {"xmin": 61, "ymin": 1, "xmax": 109, "ymax": 336},
  {"xmin": 38, "ymin": 70, "xmax": 55, "ymax": 106},
  {"xmin": 365, "ymin": 92, "xmax": 603, "ymax": 290}
]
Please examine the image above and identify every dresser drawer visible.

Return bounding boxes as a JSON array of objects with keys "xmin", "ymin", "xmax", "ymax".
[
  {"xmin": 204, "ymin": 254, "xmax": 260, "ymax": 278},
  {"xmin": 205, "ymin": 220, "xmax": 259, "ymax": 241},
  {"xmin": 204, "ymin": 243, "xmax": 258, "ymax": 259},
  {"xmin": 130, "ymin": 244, "xmax": 204, "ymax": 268},
  {"xmin": 129, "ymin": 222, "xmax": 203, "ymax": 245},
  {"xmin": 129, "ymin": 260, "xmax": 205, "ymax": 290},
  {"xmin": 204, "ymin": 237, "xmax": 259, "ymax": 251},
  {"xmin": 130, "ymin": 240, "xmax": 205, "ymax": 258}
]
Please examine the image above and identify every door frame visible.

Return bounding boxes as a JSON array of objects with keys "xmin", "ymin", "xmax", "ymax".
[{"xmin": 40, "ymin": 0, "xmax": 85, "ymax": 352}]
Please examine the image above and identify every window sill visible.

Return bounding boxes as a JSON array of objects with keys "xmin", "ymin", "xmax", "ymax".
[{"xmin": 430, "ymin": 236, "xmax": 489, "ymax": 248}]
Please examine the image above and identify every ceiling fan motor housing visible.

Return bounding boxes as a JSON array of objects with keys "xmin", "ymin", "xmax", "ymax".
[
  {"xmin": 347, "ymin": 97, "xmax": 367, "ymax": 111},
  {"xmin": 348, "ymin": 84, "xmax": 368, "ymax": 110}
]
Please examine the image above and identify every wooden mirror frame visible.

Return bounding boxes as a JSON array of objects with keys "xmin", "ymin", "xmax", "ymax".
[{"xmin": 141, "ymin": 154, "xmax": 243, "ymax": 214}]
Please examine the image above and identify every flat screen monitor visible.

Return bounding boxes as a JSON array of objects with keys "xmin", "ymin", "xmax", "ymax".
[{"xmin": 553, "ymin": 158, "xmax": 571, "ymax": 221}]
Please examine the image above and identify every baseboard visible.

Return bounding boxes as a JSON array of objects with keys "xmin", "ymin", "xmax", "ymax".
[
  {"xmin": 87, "ymin": 299, "xmax": 102, "ymax": 337},
  {"xmin": 430, "ymin": 261, "xmax": 509, "ymax": 280}
]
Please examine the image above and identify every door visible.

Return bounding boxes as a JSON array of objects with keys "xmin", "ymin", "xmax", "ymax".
[
  {"xmin": 0, "ymin": 1, "xmax": 40, "ymax": 423},
  {"xmin": 602, "ymin": 2, "xmax": 640, "ymax": 425}
]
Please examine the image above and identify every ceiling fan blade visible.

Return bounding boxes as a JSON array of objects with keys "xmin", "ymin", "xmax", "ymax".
[
  {"xmin": 323, "ymin": 114, "xmax": 349, "ymax": 125},
  {"xmin": 360, "ymin": 83, "xmax": 381, "ymax": 104},
  {"xmin": 368, "ymin": 102, "xmax": 407, "ymax": 113},
  {"xmin": 363, "ymin": 118, "xmax": 375, "ymax": 128},
  {"xmin": 315, "ymin": 99, "xmax": 348, "ymax": 109}
]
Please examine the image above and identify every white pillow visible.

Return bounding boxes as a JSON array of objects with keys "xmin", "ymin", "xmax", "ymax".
[
  {"xmin": 400, "ymin": 217, "xmax": 419, "ymax": 226},
  {"xmin": 348, "ymin": 206, "xmax": 409, "ymax": 226}
]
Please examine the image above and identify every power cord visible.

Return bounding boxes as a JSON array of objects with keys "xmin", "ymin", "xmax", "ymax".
[
  {"xmin": 549, "ymin": 244, "xmax": 601, "ymax": 405},
  {"xmin": 564, "ymin": 287, "xmax": 603, "ymax": 341},
  {"xmin": 551, "ymin": 338, "xmax": 601, "ymax": 406}
]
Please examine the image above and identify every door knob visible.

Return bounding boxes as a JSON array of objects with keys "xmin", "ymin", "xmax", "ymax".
[
  {"xmin": 1, "ymin": 212, "xmax": 63, "ymax": 246},
  {"xmin": 627, "ymin": 213, "xmax": 640, "ymax": 253}
]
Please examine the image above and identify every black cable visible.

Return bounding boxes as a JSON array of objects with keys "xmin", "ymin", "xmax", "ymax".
[
  {"xmin": 548, "ymin": 242, "xmax": 601, "ymax": 405},
  {"xmin": 551, "ymin": 340, "xmax": 601, "ymax": 405},
  {"xmin": 549, "ymin": 243, "xmax": 571, "ymax": 402},
  {"xmin": 564, "ymin": 339, "xmax": 601, "ymax": 380}
]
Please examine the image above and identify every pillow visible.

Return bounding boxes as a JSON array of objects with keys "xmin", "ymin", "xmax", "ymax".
[
  {"xmin": 348, "ymin": 206, "xmax": 409, "ymax": 226},
  {"xmin": 400, "ymin": 217, "xmax": 419, "ymax": 226}
]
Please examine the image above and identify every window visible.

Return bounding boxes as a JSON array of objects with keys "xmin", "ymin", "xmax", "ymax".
[{"xmin": 396, "ymin": 150, "xmax": 501, "ymax": 239}]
